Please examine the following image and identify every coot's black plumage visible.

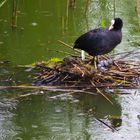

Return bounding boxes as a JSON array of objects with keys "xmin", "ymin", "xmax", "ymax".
[{"xmin": 74, "ymin": 18, "xmax": 123, "ymax": 58}]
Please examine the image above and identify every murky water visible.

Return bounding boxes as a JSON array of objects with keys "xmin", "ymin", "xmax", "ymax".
[
  {"xmin": 0, "ymin": 0, "xmax": 140, "ymax": 65},
  {"xmin": 0, "ymin": 0, "xmax": 140, "ymax": 140},
  {"xmin": 0, "ymin": 89, "xmax": 140, "ymax": 140}
]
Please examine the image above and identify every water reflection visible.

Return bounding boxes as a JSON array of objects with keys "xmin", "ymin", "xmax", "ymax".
[
  {"xmin": 0, "ymin": 90, "xmax": 121, "ymax": 140},
  {"xmin": 0, "ymin": 62, "xmax": 33, "ymax": 86},
  {"xmin": 0, "ymin": 89, "xmax": 140, "ymax": 140},
  {"xmin": 0, "ymin": 95, "xmax": 18, "ymax": 140}
]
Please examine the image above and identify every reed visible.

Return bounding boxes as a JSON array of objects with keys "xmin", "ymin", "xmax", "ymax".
[
  {"xmin": 134, "ymin": 0, "xmax": 138, "ymax": 15},
  {"xmin": 113, "ymin": 0, "xmax": 116, "ymax": 18},
  {"xmin": 11, "ymin": 0, "xmax": 17, "ymax": 28},
  {"xmin": 69, "ymin": 0, "xmax": 76, "ymax": 8},
  {"xmin": 84, "ymin": 0, "xmax": 90, "ymax": 15}
]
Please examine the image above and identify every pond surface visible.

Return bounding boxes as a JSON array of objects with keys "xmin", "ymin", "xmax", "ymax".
[
  {"xmin": 0, "ymin": 0, "xmax": 140, "ymax": 140},
  {"xmin": 0, "ymin": 89, "xmax": 140, "ymax": 140}
]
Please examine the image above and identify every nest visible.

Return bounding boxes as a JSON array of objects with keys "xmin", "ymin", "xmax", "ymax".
[{"xmin": 33, "ymin": 55, "xmax": 140, "ymax": 89}]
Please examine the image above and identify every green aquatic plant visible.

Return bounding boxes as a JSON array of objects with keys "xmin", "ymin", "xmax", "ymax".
[
  {"xmin": 30, "ymin": 57, "xmax": 63, "ymax": 69},
  {"xmin": 101, "ymin": 18, "xmax": 105, "ymax": 28},
  {"xmin": 49, "ymin": 57, "xmax": 62, "ymax": 63}
]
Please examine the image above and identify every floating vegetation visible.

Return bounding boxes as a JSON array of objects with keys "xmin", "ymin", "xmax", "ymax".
[{"xmin": 33, "ymin": 52, "xmax": 140, "ymax": 89}]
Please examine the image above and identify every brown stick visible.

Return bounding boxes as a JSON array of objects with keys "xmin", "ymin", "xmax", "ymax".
[
  {"xmin": 90, "ymin": 81, "xmax": 114, "ymax": 105},
  {"xmin": 58, "ymin": 40, "xmax": 80, "ymax": 53},
  {"xmin": 0, "ymin": 85, "xmax": 97, "ymax": 95}
]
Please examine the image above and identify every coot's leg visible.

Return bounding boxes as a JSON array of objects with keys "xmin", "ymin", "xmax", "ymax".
[
  {"xmin": 97, "ymin": 56, "xmax": 99, "ymax": 63},
  {"xmin": 81, "ymin": 50, "xmax": 85, "ymax": 61},
  {"xmin": 93, "ymin": 56, "xmax": 98, "ymax": 69}
]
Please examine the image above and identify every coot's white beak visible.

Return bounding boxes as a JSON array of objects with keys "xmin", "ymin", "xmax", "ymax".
[
  {"xmin": 109, "ymin": 19, "xmax": 115, "ymax": 30},
  {"xmin": 109, "ymin": 25, "xmax": 114, "ymax": 30}
]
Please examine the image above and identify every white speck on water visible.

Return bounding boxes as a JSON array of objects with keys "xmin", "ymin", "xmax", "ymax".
[
  {"xmin": 32, "ymin": 125, "xmax": 38, "ymax": 128},
  {"xmin": 31, "ymin": 22, "xmax": 38, "ymax": 26},
  {"xmin": 0, "ymin": 42, "xmax": 4, "ymax": 45},
  {"xmin": 55, "ymin": 106, "xmax": 62, "ymax": 113},
  {"xmin": 72, "ymin": 99, "xmax": 79, "ymax": 103},
  {"xmin": 4, "ymin": 31, "xmax": 8, "ymax": 34}
]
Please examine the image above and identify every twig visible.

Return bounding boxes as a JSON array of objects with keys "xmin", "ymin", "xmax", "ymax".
[
  {"xmin": 46, "ymin": 48, "xmax": 78, "ymax": 56},
  {"xmin": 58, "ymin": 40, "xmax": 73, "ymax": 49},
  {"xmin": 58, "ymin": 40, "xmax": 80, "ymax": 53},
  {"xmin": 111, "ymin": 49, "xmax": 138, "ymax": 57},
  {"xmin": 72, "ymin": 64, "xmax": 85, "ymax": 77},
  {"xmin": 0, "ymin": 85, "xmax": 97, "ymax": 95},
  {"xmin": 90, "ymin": 81, "xmax": 114, "ymax": 105},
  {"xmin": 95, "ymin": 117, "xmax": 117, "ymax": 132},
  {"xmin": 113, "ymin": 61, "xmax": 122, "ymax": 71}
]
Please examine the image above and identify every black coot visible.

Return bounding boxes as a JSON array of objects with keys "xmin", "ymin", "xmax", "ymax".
[{"xmin": 74, "ymin": 18, "xmax": 123, "ymax": 60}]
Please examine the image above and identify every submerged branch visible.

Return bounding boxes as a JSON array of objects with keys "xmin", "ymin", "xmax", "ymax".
[
  {"xmin": 90, "ymin": 81, "xmax": 114, "ymax": 105},
  {"xmin": 95, "ymin": 117, "xmax": 117, "ymax": 132},
  {"xmin": 0, "ymin": 85, "xmax": 96, "ymax": 95}
]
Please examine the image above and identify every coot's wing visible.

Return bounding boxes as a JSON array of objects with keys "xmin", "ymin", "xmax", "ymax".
[{"xmin": 74, "ymin": 28, "xmax": 108, "ymax": 55}]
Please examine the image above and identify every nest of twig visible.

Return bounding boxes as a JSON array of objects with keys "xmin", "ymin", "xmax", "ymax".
[{"xmin": 33, "ymin": 55, "xmax": 140, "ymax": 89}]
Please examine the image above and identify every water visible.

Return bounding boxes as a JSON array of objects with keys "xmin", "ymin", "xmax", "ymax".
[
  {"xmin": 0, "ymin": 91, "xmax": 120, "ymax": 140},
  {"xmin": 0, "ymin": 0, "xmax": 140, "ymax": 65},
  {"xmin": 0, "ymin": 0, "xmax": 140, "ymax": 140},
  {"xmin": 0, "ymin": 89, "xmax": 140, "ymax": 140}
]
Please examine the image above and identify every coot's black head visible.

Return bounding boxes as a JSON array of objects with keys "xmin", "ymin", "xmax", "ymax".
[{"xmin": 109, "ymin": 18, "xmax": 123, "ymax": 31}]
